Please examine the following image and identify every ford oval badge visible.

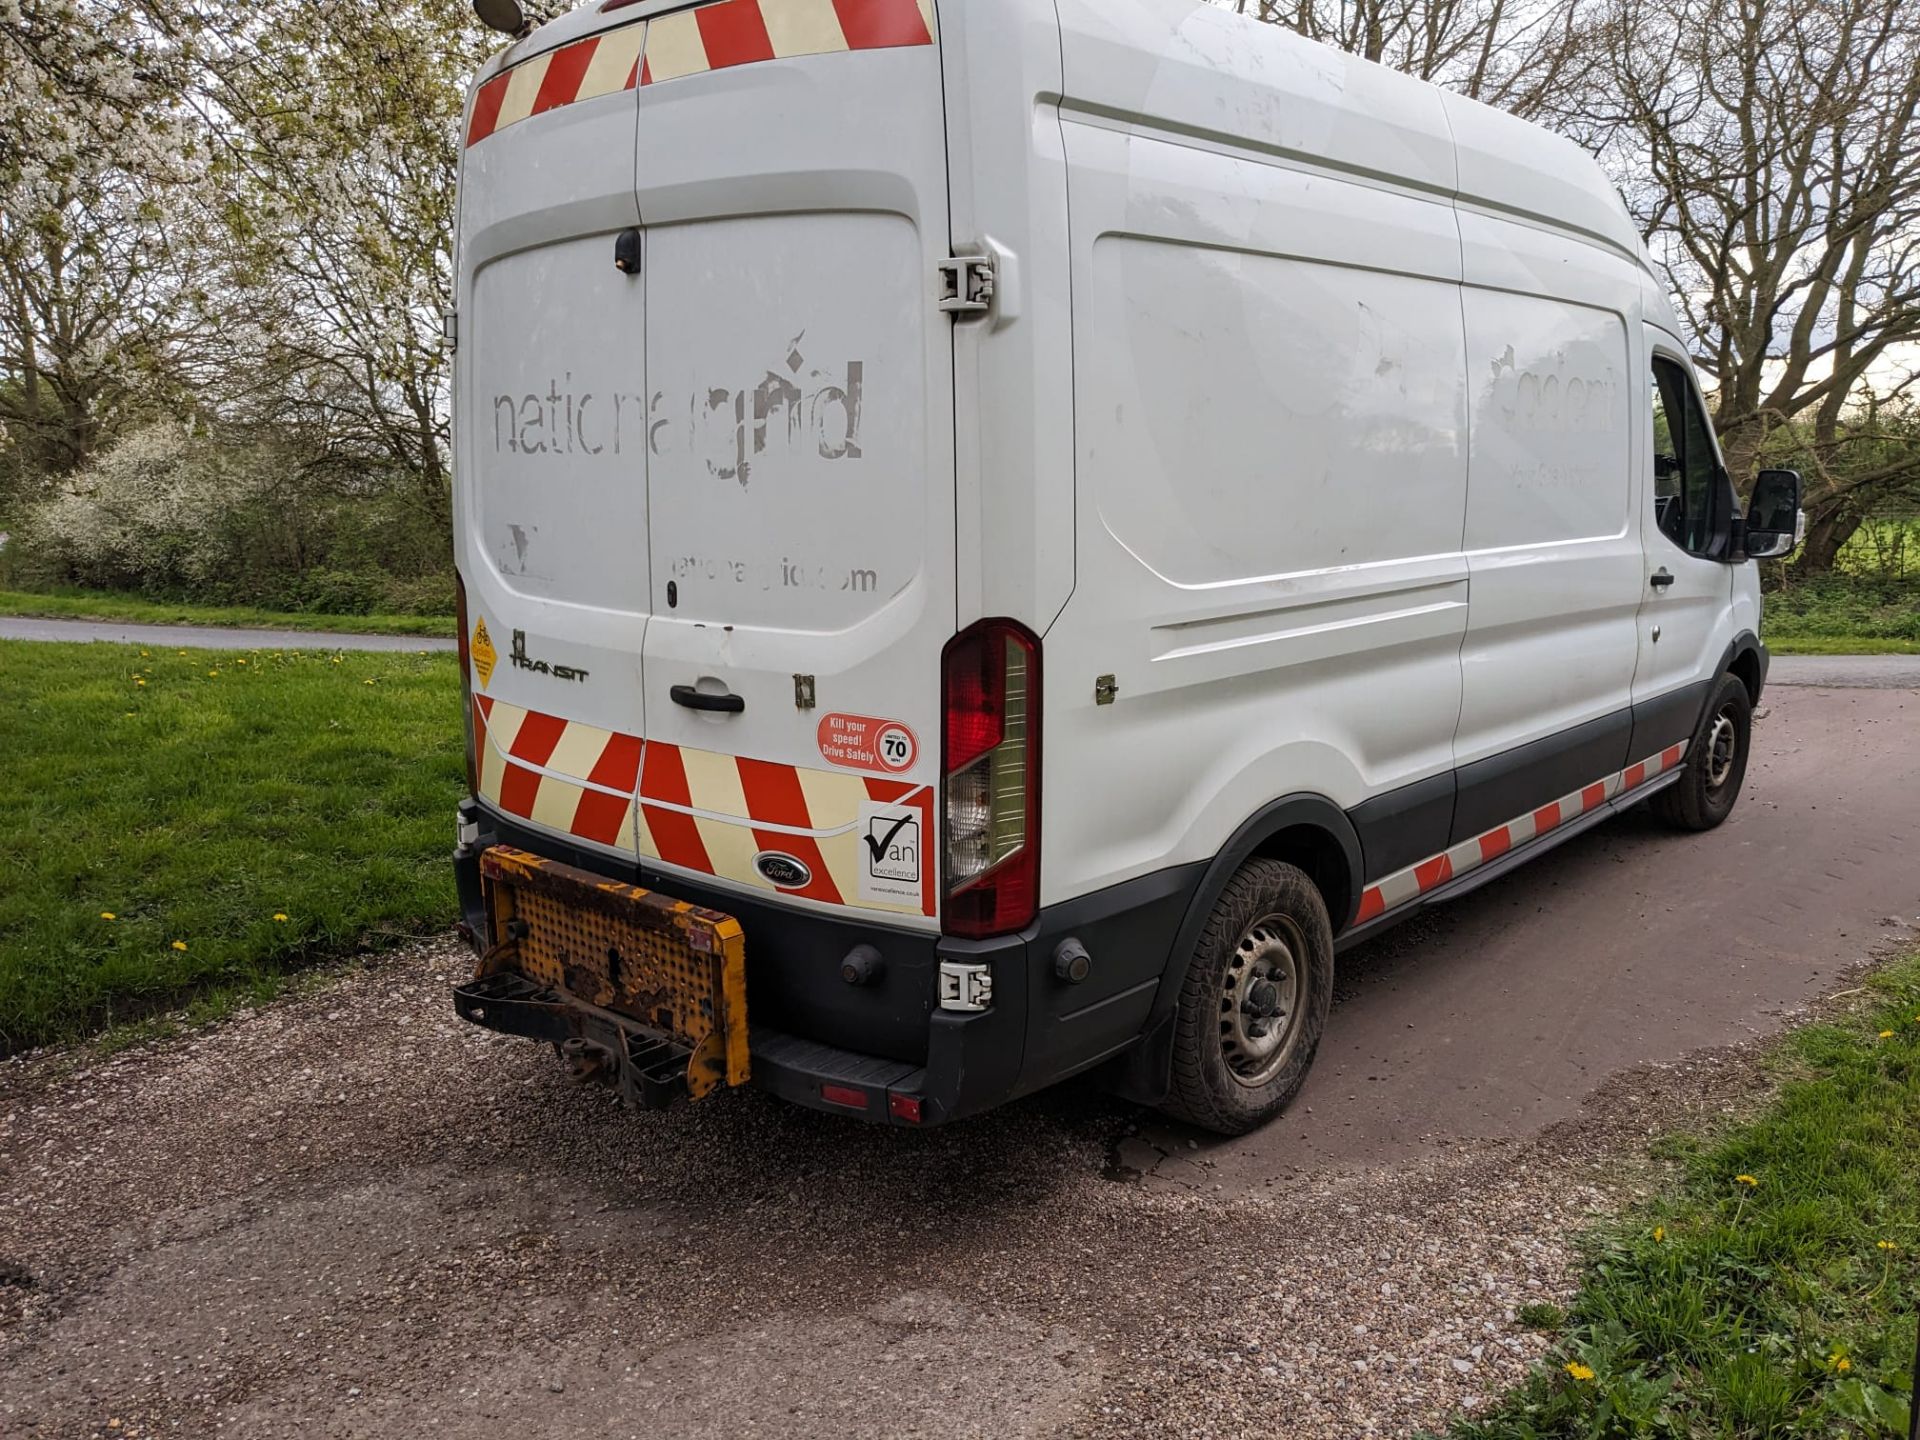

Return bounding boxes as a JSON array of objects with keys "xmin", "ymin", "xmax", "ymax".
[{"xmin": 753, "ymin": 851, "xmax": 812, "ymax": 889}]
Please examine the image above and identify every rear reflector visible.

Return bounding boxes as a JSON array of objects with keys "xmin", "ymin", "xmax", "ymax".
[
  {"xmin": 819, "ymin": 1083, "xmax": 870, "ymax": 1110},
  {"xmin": 887, "ymin": 1093, "xmax": 923, "ymax": 1124}
]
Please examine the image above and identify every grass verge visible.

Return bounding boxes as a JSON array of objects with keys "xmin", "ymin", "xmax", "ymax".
[
  {"xmin": 1763, "ymin": 576, "xmax": 1920, "ymax": 655},
  {"xmin": 1440, "ymin": 953, "xmax": 1920, "ymax": 1439},
  {"xmin": 0, "ymin": 639, "xmax": 464, "ymax": 1054},
  {"xmin": 1766, "ymin": 635, "xmax": 1920, "ymax": 656},
  {"xmin": 0, "ymin": 587, "xmax": 453, "ymax": 637}
]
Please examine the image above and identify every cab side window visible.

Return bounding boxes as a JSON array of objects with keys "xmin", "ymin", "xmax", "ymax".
[{"xmin": 1649, "ymin": 356, "xmax": 1720, "ymax": 556}]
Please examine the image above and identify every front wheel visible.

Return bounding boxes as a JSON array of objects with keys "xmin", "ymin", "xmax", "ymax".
[
  {"xmin": 1159, "ymin": 858, "xmax": 1333, "ymax": 1136},
  {"xmin": 1652, "ymin": 672, "xmax": 1753, "ymax": 831}
]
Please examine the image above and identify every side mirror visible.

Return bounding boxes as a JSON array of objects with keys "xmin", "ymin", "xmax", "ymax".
[{"xmin": 1745, "ymin": 468, "xmax": 1801, "ymax": 559}]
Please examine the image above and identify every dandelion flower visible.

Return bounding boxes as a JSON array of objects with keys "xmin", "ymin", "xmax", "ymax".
[
  {"xmin": 1880, "ymin": 1030, "xmax": 1895, "ymax": 1039},
  {"xmin": 1564, "ymin": 1361, "xmax": 1595, "ymax": 1382},
  {"xmin": 1653, "ymin": 1226, "xmax": 1665, "ymax": 1242},
  {"xmin": 273, "ymin": 913, "xmax": 288, "ymax": 922},
  {"xmin": 1831, "ymin": 1352, "xmax": 1851, "ymax": 1373},
  {"xmin": 171, "ymin": 940, "xmax": 188, "ymax": 951},
  {"xmin": 177, "ymin": 649, "xmax": 187, "ymax": 656},
  {"xmin": 237, "ymin": 658, "xmax": 247, "ymax": 665},
  {"xmin": 208, "ymin": 669, "xmax": 220, "ymax": 677},
  {"xmin": 100, "ymin": 912, "xmax": 116, "ymax": 921},
  {"xmin": 1736, "ymin": 1175, "xmax": 1757, "ymax": 1187},
  {"xmin": 135, "ymin": 679, "xmax": 146, "ymax": 687},
  {"xmin": 1878, "ymin": 1240, "xmax": 1898, "ymax": 1252},
  {"xmin": 139, "ymin": 651, "xmax": 149, "ymax": 658},
  {"xmin": 363, "ymin": 678, "xmax": 375, "ymax": 685}
]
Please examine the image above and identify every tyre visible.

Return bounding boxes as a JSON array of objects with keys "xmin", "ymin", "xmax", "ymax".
[
  {"xmin": 1651, "ymin": 672, "xmax": 1752, "ymax": 831},
  {"xmin": 1160, "ymin": 858, "xmax": 1333, "ymax": 1135}
]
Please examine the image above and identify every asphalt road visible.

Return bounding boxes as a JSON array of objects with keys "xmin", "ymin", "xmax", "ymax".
[
  {"xmin": 2, "ymin": 664, "xmax": 1916, "ymax": 1438},
  {"xmin": 1127, "ymin": 671, "xmax": 1920, "ymax": 1187},
  {"xmin": 0, "ymin": 615, "xmax": 455, "ymax": 651},
  {"xmin": 1764, "ymin": 652, "xmax": 1920, "ymax": 688}
]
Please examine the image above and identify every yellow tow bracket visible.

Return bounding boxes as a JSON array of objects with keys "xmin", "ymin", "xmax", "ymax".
[{"xmin": 477, "ymin": 845, "xmax": 748, "ymax": 1097}]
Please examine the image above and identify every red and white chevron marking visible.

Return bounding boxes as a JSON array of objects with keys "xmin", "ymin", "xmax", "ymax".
[
  {"xmin": 466, "ymin": 23, "xmax": 645, "ymax": 148},
  {"xmin": 466, "ymin": 0, "xmax": 936, "ymax": 149},
  {"xmin": 1352, "ymin": 741, "xmax": 1690, "ymax": 925},
  {"xmin": 471, "ymin": 694, "xmax": 935, "ymax": 916}
]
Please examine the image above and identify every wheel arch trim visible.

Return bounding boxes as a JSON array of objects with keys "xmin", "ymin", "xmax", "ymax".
[
  {"xmin": 1144, "ymin": 792, "xmax": 1362, "ymax": 1035},
  {"xmin": 1720, "ymin": 629, "xmax": 1766, "ymax": 707}
]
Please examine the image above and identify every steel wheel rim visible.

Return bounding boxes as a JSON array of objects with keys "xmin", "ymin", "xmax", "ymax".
[
  {"xmin": 1219, "ymin": 912, "xmax": 1307, "ymax": 1087},
  {"xmin": 1706, "ymin": 708, "xmax": 1739, "ymax": 789}
]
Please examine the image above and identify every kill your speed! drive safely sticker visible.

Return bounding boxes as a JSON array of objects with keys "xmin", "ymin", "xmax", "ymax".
[{"xmin": 818, "ymin": 713, "xmax": 918, "ymax": 773}]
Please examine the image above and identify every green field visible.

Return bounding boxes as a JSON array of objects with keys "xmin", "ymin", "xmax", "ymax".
[
  {"xmin": 1442, "ymin": 954, "xmax": 1920, "ymax": 1439},
  {"xmin": 0, "ymin": 587, "xmax": 454, "ymax": 637},
  {"xmin": 1763, "ymin": 575, "xmax": 1920, "ymax": 655},
  {"xmin": 0, "ymin": 639, "xmax": 464, "ymax": 1053}
]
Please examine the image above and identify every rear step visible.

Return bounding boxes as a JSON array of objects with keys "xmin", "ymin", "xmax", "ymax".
[{"xmin": 454, "ymin": 971, "xmax": 693, "ymax": 1110}]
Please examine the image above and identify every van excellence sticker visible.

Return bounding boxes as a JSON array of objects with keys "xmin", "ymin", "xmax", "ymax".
[
  {"xmin": 817, "ymin": 713, "xmax": 918, "ymax": 774},
  {"xmin": 858, "ymin": 800, "xmax": 922, "ymax": 906}
]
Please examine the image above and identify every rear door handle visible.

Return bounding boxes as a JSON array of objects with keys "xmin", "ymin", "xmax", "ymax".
[
  {"xmin": 1650, "ymin": 568, "xmax": 1676, "ymax": 589},
  {"xmin": 670, "ymin": 684, "xmax": 745, "ymax": 714}
]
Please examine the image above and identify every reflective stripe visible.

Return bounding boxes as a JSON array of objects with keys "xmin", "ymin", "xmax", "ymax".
[
  {"xmin": 471, "ymin": 696, "xmax": 933, "ymax": 915},
  {"xmin": 465, "ymin": 0, "xmax": 936, "ymax": 148},
  {"xmin": 1354, "ymin": 741, "xmax": 1691, "ymax": 925}
]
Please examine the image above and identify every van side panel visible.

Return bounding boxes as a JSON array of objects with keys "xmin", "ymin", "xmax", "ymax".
[
  {"xmin": 1449, "ymin": 215, "xmax": 1646, "ymax": 833},
  {"xmin": 1051, "ymin": 0, "xmax": 1457, "ymax": 197},
  {"xmin": 1044, "ymin": 105, "xmax": 1472, "ymax": 911}
]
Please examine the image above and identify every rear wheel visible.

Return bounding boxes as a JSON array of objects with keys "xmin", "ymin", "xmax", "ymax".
[
  {"xmin": 1652, "ymin": 672, "xmax": 1752, "ymax": 831},
  {"xmin": 1160, "ymin": 859, "xmax": 1333, "ymax": 1135}
]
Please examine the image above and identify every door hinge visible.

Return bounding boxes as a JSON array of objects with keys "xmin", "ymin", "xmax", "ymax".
[
  {"xmin": 441, "ymin": 306, "xmax": 457, "ymax": 350},
  {"xmin": 937, "ymin": 960, "xmax": 993, "ymax": 1012},
  {"xmin": 938, "ymin": 254, "xmax": 996, "ymax": 317}
]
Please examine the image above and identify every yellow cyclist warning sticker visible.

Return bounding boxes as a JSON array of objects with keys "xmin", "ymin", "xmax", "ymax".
[{"xmin": 470, "ymin": 616, "xmax": 497, "ymax": 688}]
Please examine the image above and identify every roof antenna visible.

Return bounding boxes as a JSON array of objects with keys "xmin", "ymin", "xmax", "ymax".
[{"xmin": 473, "ymin": 0, "xmax": 531, "ymax": 37}]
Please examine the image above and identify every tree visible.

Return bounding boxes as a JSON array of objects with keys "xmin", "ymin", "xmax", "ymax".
[
  {"xmin": 0, "ymin": 0, "xmax": 201, "ymax": 498},
  {"xmin": 1232, "ymin": 0, "xmax": 1606, "ymax": 117},
  {"xmin": 1570, "ymin": 0, "xmax": 1920, "ymax": 568},
  {"xmin": 173, "ymin": 0, "xmax": 493, "ymax": 531}
]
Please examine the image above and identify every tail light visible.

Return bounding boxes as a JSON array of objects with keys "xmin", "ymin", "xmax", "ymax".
[
  {"xmin": 941, "ymin": 618, "xmax": 1040, "ymax": 939},
  {"xmin": 454, "ymin": 571, "xmax": 478, "ymax": 794}
]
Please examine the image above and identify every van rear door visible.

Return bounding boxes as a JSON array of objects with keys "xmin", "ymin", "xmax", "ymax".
[
  {"xmin": 632, "ymin": 0, "xmax": 953, "ymax": 924},
  {"xmin": 456, "ymin": 16, "xmax": 652, "ymax": 858}
]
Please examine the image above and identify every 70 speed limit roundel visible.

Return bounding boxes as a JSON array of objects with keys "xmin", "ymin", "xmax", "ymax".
[{"xmin": 817, "ymin": 712, "xmax": 919, "ymax": 774}]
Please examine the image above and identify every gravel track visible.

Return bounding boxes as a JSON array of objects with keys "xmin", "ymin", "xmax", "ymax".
[{"xmin": 0, "ymin": 935, "xmax": 1819, "ymax": 1440}]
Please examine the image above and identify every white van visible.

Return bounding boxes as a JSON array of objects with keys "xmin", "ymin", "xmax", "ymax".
[{"xmin": 448, "ymin": 0, "xmax": 1802, "ymax": 1133}]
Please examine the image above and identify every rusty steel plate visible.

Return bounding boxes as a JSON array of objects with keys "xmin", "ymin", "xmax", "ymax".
[{"xmin": 477, "ymin": 846, "xmax": 748, "ymax": 1097}]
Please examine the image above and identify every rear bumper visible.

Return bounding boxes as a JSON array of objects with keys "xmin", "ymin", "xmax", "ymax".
[{"xmin": 454, "ymin": 799, "xmax": 1203, "ymax": 1126}]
